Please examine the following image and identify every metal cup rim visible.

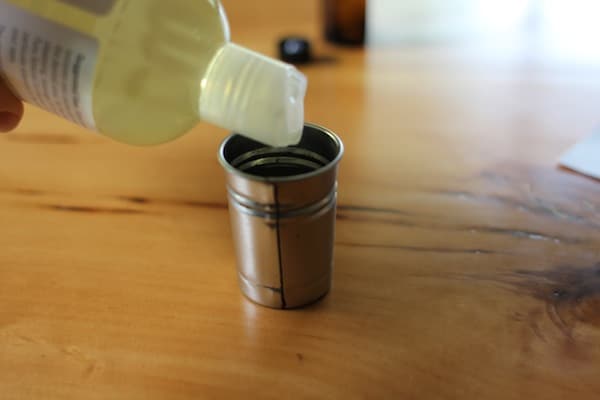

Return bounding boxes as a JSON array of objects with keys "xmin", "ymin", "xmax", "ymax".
[{"xmin": 218, "ymin": 122, "xmax": 344, "ymax": 183}]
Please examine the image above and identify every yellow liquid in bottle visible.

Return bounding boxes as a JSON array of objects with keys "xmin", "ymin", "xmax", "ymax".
[{"xmin": 7, "ymin": 0, "xmax": 229, "ymax": 145}]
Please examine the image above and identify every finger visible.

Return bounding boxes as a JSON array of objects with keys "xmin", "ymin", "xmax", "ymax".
[{"xmin": 0, "ymin": 79, "xmax": 24, "ymax": 132}]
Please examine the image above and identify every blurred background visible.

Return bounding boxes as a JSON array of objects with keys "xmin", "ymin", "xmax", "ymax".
[{"xmin": 224, "ymin": 0, "xmax": 600, "ymax": 65}]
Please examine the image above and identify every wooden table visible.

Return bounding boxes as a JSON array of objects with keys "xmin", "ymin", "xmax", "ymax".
[{"xmin": 2, "ymin": 1, "xmax": 600, "ymax": 398}]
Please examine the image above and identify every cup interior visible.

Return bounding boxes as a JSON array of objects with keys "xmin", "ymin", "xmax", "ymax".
[{"xmin": 220, "ymin": 124, "xmax": 342, "ymax": 179}]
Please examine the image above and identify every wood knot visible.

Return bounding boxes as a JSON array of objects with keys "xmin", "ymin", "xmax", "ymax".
[{"xmin": 573, "ymin": 294, "xmax": 600, "ymax": 327}]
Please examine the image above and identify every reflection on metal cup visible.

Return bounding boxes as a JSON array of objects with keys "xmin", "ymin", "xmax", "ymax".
[{"xmin": 219, "ymin": 123, "xmax": 344, "ymax": 309}]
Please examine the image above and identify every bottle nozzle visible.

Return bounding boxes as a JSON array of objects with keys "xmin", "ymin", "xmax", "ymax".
[{"xmin": 199, "ymin": 43, "xmax": 307, "ymax": 147}]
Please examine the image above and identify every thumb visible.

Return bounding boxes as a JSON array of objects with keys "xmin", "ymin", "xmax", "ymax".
[{"xmin": 0, "ymin": 79, "xmax": 23, "ymax": 132}]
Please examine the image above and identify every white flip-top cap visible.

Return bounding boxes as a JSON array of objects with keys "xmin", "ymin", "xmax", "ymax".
[{"xmin": 199, "ymin": 43, "xmax": 307, "ymax": 147}]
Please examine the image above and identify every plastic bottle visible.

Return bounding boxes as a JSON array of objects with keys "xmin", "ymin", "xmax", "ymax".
[{"xmin": 0, "ymin": 0, "xmax": 307, "ymax": 147}]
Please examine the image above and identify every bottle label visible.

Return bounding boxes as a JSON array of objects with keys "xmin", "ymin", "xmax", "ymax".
[
  {"xmin": 59, "ymin": 0, "xmax": 115, "ymax": 15},
  {"xmin": 0, "ymin": 2, "xmax": 98, "ymax": 129}
]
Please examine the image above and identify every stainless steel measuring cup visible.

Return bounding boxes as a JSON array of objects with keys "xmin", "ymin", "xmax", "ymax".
[{"xmin": 219, "ymin": 123, "xmax": 344, "ymax": 309}]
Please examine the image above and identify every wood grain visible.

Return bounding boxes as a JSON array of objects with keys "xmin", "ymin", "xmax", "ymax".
[{"xmin": 2, "ymin": 1, "xmax": 600, "ymax": 399}]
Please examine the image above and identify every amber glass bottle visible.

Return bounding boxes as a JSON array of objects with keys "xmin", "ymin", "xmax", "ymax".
[{"xmin": 323, "ymin": 0, "xmax": 366, "ymax": 45}]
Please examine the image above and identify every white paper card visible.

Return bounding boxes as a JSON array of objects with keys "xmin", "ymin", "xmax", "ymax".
[{"xmin": 560, "ymin": 131, "xmax": 600, "ymax": 179}]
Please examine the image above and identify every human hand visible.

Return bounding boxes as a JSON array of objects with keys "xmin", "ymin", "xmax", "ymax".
[{"xmin": 0, "ymin": 78, "xmax": 23, "ymax": 132}]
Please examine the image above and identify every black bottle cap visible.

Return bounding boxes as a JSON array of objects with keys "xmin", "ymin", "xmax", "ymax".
[{"xmin": 278, "ymin": 37, "xmax": 312, "ymax": 64}]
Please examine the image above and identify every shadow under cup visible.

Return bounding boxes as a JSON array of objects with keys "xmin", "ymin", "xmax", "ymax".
[{"xmin": 219, "ymin": 123, "xmax": 344, "ymax": 309}]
